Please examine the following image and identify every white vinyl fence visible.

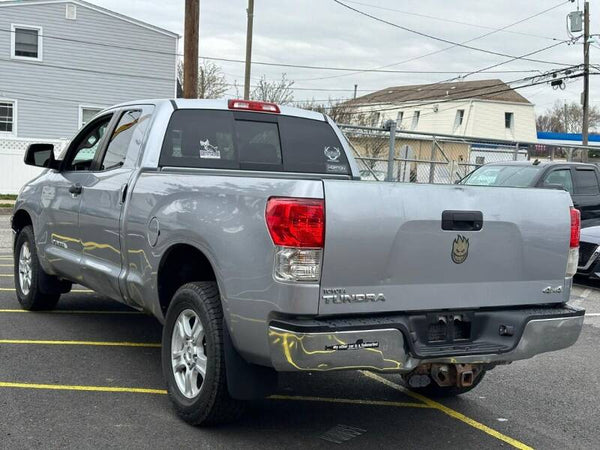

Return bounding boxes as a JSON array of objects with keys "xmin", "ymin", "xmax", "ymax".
[{"xmin": 0, "ymin": 138, "xmax": 69, "ymax": 194}]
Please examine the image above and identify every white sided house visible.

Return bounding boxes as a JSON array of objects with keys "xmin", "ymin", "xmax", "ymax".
[
  {"xmin": 349, "ymin": 79, "xmax": 537, "ymax": 142},
  {"xmin": 0, "ymin": 0, "xmax": 178, "ymax": 193}
]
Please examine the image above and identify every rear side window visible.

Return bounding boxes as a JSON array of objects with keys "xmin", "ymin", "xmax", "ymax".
[
  {"xmin": 574, "ymin": 169, "xmax": 600, "ymax": 195},
  {"xmin": 159, "ymin": 110, "xmax": 349, "ymax": 175},
  {"xmin": 160, "ymin": 110, "xmax": 237, "ymax": 169}
]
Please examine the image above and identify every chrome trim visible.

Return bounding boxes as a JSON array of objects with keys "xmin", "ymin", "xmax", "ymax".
[
  {"xmin": 160, "ymin": 166, "xmax": 351, "ymax": 181},
  {"xmin": 268, "ymin": 327, "xmax": 406, "ymax": 372},
  {"xmin": 578, "ymin": 247, "xmax": 600, "ymax": 270},
  {"xmin": 268, "ymin": 314, "xmax": 584, "ymax": 373}
]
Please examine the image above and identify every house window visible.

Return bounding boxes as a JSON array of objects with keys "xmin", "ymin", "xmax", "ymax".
[
  {"xmin": 66, "ymin": 4, "xmax": 77, "ymax": 20},
  {"xmin": 11, "ymin": 25, "xmax": 43, "ymax": 60},
  {"xmin": 79, "ymin": 106, "xmax": 104, "ymax": 127},
  {"xmin": 370, "ymin": 112, "xmax": 381, "ymax": 127},
  {"xmin": 396, "ymin": 111, "xmax": 404, "ymax": 127},
  {"xmin": 505, "ymin": 112, "xmax": 514, "ymax": 130},
  {"xmin": 453, "ymin": 109, "xmax": 465, "ymax": 131},
  {"xmin": 0, "ymin": 101, "xmax": 15, "ymax": 134},
  {"xmin": 411, "ymin": 111, "xmax": 420, "ymax": 130}
]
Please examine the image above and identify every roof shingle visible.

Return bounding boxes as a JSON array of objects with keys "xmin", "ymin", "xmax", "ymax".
[{"xmin": 349, "ymin": 79, "xmax": 531, "ymax": 105}]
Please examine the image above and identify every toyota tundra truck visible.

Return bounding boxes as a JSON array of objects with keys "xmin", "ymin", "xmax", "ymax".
[{"xmin": 12, "ymin": 99, "xmax": 584, "ymax": 425}]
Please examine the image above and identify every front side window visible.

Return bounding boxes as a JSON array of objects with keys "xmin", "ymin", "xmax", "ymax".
[
  {"xmin": 100, "ymin": 110, "xmax": 142, "ymax": 170},
  {"xmin": 64, "ymin": 115, "xmax": 112, "ymax": 171},
  {"xmin": 542, "ymin": 169, "xmax": 574, "ymax": 194},
  {"xmin": 0, "ymin": 101, "xmax": 15, "ymax": 133},
  {"xmin": 12, "ymin": 25, "xmax": 42, "ymax": 60}
]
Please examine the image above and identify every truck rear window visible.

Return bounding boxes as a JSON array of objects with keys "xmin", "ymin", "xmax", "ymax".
[{"xmin": 159, "ymin": 110, "xmax": 350, "ymax": 175}]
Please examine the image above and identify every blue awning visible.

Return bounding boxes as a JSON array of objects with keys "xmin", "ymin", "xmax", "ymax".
[{"xmin": 537, "ymin": 131, "xmax": 600, "ymax": 142}]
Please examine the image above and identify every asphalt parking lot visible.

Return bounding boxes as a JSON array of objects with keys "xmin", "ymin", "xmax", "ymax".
[{"xmin": 0, "ymin": 215, "xmax": 599, "ymax": 449}]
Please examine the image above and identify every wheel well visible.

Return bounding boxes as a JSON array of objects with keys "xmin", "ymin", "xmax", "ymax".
[
  {"xmin": 157, "ymin": 244, "xmax": 217, "ymax": 315},
  {"xmin": 11, "ymin": 209, "xmax": 32, "ymax": 235}
]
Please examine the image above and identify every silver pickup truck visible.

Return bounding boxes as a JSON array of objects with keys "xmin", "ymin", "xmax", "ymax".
[{"xmin": 12, "ymin": 99, "xmax": 584, "ymax": 425}]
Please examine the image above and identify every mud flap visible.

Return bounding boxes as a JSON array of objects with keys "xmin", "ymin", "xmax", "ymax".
[{"xmin": 223, "ymin": 323, "xmax": 278, "ymax": 400}]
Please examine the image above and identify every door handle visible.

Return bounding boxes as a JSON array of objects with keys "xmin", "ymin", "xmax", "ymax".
[
  {"xmin": 68, "ymin": 183, "xmax": 82, "ymax": 195},
  {"xmin": 119, "ymin": 183, "xmax": 128, "ymax": 205},
  {"xmin": 441, "ymin": 210, "xmax": 484, "ymax": 231}
]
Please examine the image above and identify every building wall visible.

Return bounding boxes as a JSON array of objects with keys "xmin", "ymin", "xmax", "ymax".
[
  {"xmin": 358, "ymin": 98, "xmax": 537, "ymax": 142},
  {"xmin": 0, "ymin": 1, "xmax": 177, "ymax": 139},
  {"xmin": 467, "ymin": 100, "xmax": 537, "ymax": 142}
]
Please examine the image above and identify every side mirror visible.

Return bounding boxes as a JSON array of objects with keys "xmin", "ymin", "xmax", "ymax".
[{"xmin": 24, "ymin": 143, "xmax": 58, "ymax": 169}]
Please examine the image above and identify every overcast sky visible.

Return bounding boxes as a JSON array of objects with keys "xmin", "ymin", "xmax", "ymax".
[{"xmin": 93, "ymin": 0, "xmax": 596, "ymax": 112}]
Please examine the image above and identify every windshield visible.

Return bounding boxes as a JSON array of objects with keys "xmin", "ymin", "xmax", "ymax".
[{"xmin": 460, "ymin": 165, "xmax": 541, "ymax": 187}]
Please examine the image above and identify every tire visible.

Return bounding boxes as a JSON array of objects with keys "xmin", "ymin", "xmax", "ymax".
[
  {"xmin": 14, "ymin": 225, "xmax": 60, "ymax": 310},
  {"xmin": 406, "ymin": 370, "xmax": 486, "ymax": 398},
  {"xmin": 161, "ymin": 281, "xmax": 244, "ymax": 426}
]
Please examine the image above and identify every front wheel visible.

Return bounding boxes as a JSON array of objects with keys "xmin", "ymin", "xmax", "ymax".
[
  {"xmin": 161, "ymin": 282, "xmax": 244, "ymax": 426},
  {"xmin": 14, "ymin": 226, "xmax": 60, "ymax": 310}
]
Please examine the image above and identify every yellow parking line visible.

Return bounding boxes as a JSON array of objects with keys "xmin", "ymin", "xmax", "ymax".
[
  {"xmin": 0, "ymin": 309, "xmax": 142, "ymax": 315},
  {"xmin": 0, "ymin": 264, "xmax": 12, "ymax": 267},
  {"xmin": 0, "ymin": 288, "xmax": 94, "ymax": 293},
  {"xmin": 361, "ymin": 371, "xmax": 533, "ymax": 450},
  {"xmin": 0, "ymin": 339, "xmax": 160, "ymax": 348},
  {"xmin": 269, "ymin": 394, "xmax": 432, "ymax": 409},
  {"xmin": 0, "ymin": 381, "xmax": 167, "ymax": 395},
  {"xmin": 0, "ymin": 274, "xmax": 13, "ymax": 276}
]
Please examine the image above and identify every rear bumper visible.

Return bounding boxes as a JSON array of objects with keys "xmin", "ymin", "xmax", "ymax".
[{"xmin": 267, "ymin": 305, "xmax": 584, "ymax": 372}]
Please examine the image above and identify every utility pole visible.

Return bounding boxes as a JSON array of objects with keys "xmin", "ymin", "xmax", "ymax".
[
  {"xmin": 353, "ymin": 84, "xmax": 358, "ymax": 99},
  {"xmin": 564, "ymin": 101, "xmax": 568, "ymax": 132},
  {"xmin": 183, "ymin": 0, "xmax": 199, "ymax": 99},
  {"xmin": 243, "ymin": 0, "xmax": 254, "ymax": 100},
  {"xmin": 582, "ymin": 0, "xmax": 590, "ymax": 160}
]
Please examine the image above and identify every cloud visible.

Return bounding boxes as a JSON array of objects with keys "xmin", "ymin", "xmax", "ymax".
[{"xmin": 91, "ymin": 0, "xmax": 592, "ymax": 110}]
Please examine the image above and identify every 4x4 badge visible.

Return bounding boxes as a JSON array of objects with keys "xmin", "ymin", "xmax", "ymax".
[{"xmin": 451, "ymin": 235, "xmax": 469, "ymax": 264}]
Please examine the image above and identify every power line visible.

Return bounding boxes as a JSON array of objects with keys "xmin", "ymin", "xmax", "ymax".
[
  {"xmin": 332, "ymin": 0, "xmax": 572, "ymax": 66},
  {"xmin": 0, "ymin": 26, "xmax": 567, "ymax": 76},
  {"xmin": 299, "ymin": 0, "xmax": 569, "ymax": 82},
  {"xmin": 323, "ymin": 69, "xmax": 584, "ymax": 116},
  {"xmin": 343, "ymin": 0, "xmax": 564, "ymax": 41}
]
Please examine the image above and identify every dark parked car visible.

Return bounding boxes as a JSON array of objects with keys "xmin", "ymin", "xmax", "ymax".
[
  {"xmin": 459, "ymin": 161, "xmax": 600, "ymax": 227},
  {"xmin": 577, "ymin": 226, "xmax": 600, "ymax": 279}
]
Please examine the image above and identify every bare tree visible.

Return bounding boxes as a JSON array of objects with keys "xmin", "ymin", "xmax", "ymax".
[
  {"xmin": 177, "ymin": 60, "xmax": 228, "ymax": 99},
  {"xmin": 536, "ymin": 101, "xmax": 600, "ymax": 133},
  {"xmin": 251, "ymin": 74, "xmax": 294, "ymax": 104}
]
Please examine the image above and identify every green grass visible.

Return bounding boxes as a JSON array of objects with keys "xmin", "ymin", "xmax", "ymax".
[
  {"xmin": 0, "ymin": 203, "xmax": 14, "ymax": 208},
  {"xmin": 0, "ymin": 194, "xmax": 17, "ymax": 200}
]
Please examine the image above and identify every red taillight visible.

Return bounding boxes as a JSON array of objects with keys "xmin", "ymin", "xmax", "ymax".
[
  {"xmin": 266, "ymin": 198, "xmax": 324, "ymax": 248},
  {"xmin": 228, "ymin": 99, "xmax": 280, "ymax": 113},
  {"xmin": 570, "ymin": 207, "xmax": 581, "ymax": 248}
]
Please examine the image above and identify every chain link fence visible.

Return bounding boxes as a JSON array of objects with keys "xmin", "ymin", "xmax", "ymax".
[{"xmin": 339, "ymin": 123, "xmax": 598, "ymax": 184}]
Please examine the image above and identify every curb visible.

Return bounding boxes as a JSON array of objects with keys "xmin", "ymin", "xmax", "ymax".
[{"xmin": 0, "ymin": 208, "xmax": 13, "ymax": 216}]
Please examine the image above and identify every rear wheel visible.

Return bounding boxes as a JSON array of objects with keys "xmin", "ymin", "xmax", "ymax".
[
  {"xmin": 14, "ymin": 226, "xmax": 61, "ymax": 310},
  {"xmin": 161, "ymin": 282, "xmax": 244, "ymax": 426}
]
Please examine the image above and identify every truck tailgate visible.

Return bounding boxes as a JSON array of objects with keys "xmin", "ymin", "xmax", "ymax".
[{"xmin": 319, "ymin": 180, "xmax": 572, "ymax": 315}]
